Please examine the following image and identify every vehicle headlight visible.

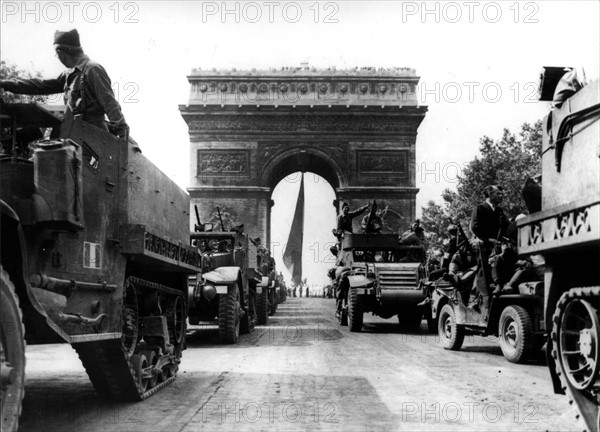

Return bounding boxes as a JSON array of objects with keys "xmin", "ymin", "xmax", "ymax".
[{"xmin": 201, "ymin": 283, "xmax": 217, "ymax": 301}]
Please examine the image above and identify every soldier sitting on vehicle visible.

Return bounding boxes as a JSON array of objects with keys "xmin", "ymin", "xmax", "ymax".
[
  {"xmin": 443, "ymin": 241, "xmax": 478, "ymax": 292},
  {"xmin": 399, "ymin": 219, "xmax": 425, "ymax": 245},
  {"xmin": 489, "ymin": 214, "xmax": 544, "ymax": 295},
  {"xmin": 428, "ymin": 224, "xmax": 459, "ymax": 281},
  {"xmin": 361, "ymin": 209, "xmax": 384, "ymax": 234}
]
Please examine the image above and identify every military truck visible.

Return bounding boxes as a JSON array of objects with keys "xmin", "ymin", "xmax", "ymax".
[
  {"xmin": 334, "ymin": 233, "xmax": 427, "ymax": 332},
  {"xmin": 259, "ymin": 254, "xmax": 280, "ymax": 316},
  {"xmin": 188, "ymin": 229, "xmax": 260, "ymax": 342},
  {"xmin": 516, "ymin": 69, "xmax": 600, "ymax": 429},
  {"xmin": 1, "ymin": 103, "xmax": 200, "ymax": 432},
  {"xmin": 424, "ymin": 246, "xmax": 545, "ymax": 363}
]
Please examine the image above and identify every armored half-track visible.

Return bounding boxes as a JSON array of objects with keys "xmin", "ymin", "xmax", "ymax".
[
  {"xmin": 188, "ymin": 230, "xmax": 260, "ymax": 343},
  {"xmin": 0, "ymin": 103, "xmax": 201, "ymax": 432},
  {"xmin": 334, "ymin": 233, "xmax": 427, "ymax": 332},
  {"xmin": 517, "ymin": 70, "xmax": 600, "ymax": 430}
]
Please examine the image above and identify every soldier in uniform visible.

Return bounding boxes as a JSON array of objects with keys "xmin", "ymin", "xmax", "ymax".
[
  {"xmin": 361, "ymin": 208, "xmax": 384, "ymax": 234},
  {"xmin": 470, "ymin": 185, "xmax": 510, "ymax": 296},
  {"xmin": 0, "ymin": 29, "xmax": 137, "ymax": 150},
  {"xmin": 428, "ymin": 224, "xmax": 459, "ymax": 280},
  {"xmin": 336, "ymin": 201, "xmax": 370, "ymax": 236}
]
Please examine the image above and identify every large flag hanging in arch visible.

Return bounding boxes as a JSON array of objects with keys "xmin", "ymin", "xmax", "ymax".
[{"xmin": 283, "ymin": 173, "xmax": 304, "ymax": 285}]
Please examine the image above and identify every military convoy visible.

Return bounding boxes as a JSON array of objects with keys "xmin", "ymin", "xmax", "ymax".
[
  {"xmin": 1, "ymin": 103, "xmax": 201, "ymax": 432},
  {"xmin": 332, "ymin": 233, "xmax": 427, "ymax": 332},
  {"xmin": 187, "ymin": 216, "xmax": 284, "ymax": 342},
  {"xmin": 516, "ymin": 70, "xmax": 600, "ymax": 430},
  {"xmin": 2, "ymin": 66, "xmax": 598, "ymax": 432}
]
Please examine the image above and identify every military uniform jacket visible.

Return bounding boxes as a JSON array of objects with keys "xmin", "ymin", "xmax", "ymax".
[
  {"xmin": 470, "ymin": 202, "xmax": 509, "ymax": 242},
  {"xmin": 3, "ymin": 55, "xmax": 126, "ymax": 130}
]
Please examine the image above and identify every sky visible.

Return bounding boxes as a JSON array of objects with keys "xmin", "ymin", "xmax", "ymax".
[{"xmin": 2, "ymin": 0, "xmax": 599, "ymax": 286}]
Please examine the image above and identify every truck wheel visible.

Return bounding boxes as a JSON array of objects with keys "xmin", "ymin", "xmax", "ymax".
[
  {"xmin": 551, "ymin": 287, "xmax": 600, "ymax": 431},
  {"xmin": 1, "ymin": 266, "xmax": 26, "ymax": 432},
  {"xmin": 268, "ymin": 289, "xmax": 276, "ymax": 316},
  {"xmin": 256, "ymin": 288, "xmax": 269, "ymax": 325},
  {"xmin": 348, "ymin": 288, "xmax": 363, "ymax": 332},
  {"xmin": 240, "ymin": 290, "xmax": 256, "ymax": 335},
  {"xmin": 499, "ymin": 305, "xmax": 533, "ymax": 363},
  {"xmin": 438, "ymin": 304, "xmax": 464, "ymax": 350},
  {"xmin": 219, "ymin": 285, "xmax": 241, "ymax": 344}
]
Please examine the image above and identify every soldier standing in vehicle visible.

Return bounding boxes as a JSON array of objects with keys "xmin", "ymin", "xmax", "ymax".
[
  {"xmin": 336, "ymin": 201, "xmax": 371, "ymax": 236},
  {"xmin": 470, "ymin": 185, "xmax": 510, "ymax": 296},
  {"xmin": 0, "ymin": 29, "xmax": 137, "ymax": 150}
]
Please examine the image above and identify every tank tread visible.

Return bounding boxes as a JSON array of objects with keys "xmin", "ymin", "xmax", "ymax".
[
  {"xmin": 550, "ymin": 286, "xmax": 600, "ymax": 432},
  {"xmin": 74, "ymin": 276, "xmax": 184, "ymax": 401}
]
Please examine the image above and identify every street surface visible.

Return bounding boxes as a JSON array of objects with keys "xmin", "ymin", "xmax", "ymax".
[{"xmin": 19, "ymin": 297, "xmax": 578, "ymax": 432}]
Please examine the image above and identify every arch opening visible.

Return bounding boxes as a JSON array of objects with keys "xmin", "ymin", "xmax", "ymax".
[
  {"xmin": 270, "ymin": 172, "xmax": 337, "ymax": 291},
  {"xmin": 262, "ymin": 148, "xmax": 345, "ymax": 190}
]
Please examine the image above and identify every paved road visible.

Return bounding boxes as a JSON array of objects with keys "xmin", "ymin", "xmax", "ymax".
[{"xmin": 19, "ymin": 297, "xmax": 579, "ymax": 432}]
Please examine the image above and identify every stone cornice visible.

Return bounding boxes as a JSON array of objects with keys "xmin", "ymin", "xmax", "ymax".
[
  {"xmin": 188, "ymin": 66, "xmax": 418, "ymax": 79},
  {"xmin": 185, "ymin": 67, "xmax": 422, "ymax": 106},
  {"xmin": 337, "ymin": 187, "xmax": 419, "ymax": 194},
  {"xmin": 181, "ymin": 109, "xmax": 427, "ymax": 135},
  {"xmin": 187, "ymin": 186, "xmax": 271, "ymax": 193}
]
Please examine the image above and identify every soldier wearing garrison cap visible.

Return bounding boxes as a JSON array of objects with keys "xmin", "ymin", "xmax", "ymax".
[{"xmin": 1, "ymin": 29, "xmax": 136, "ymax": 149}]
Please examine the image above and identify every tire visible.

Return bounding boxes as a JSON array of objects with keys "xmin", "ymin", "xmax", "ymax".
[
  {"xmin": 256, "ymin": 289, "xmax": 268, "ymax": 325},
  {"xmin": 499, "ymin": 305, "xmax": 533, "ymax": 363},
  {"xmin": 348, "ymin": 288, "xmax": 363, "ymax": 332},
  {"xmin": 1, "ymin": 266, "xmax": 26, "ymax": 432},
  {"xmin": 218, "ymin": 285, "xmax": 241, "ymax": 344},
  {"xmin": 438, "ymin": 304, "xmax": 464, "ymax": 350},
  {"xmin": 268, "ymin": 289, "xmax": 276, "ymax": 316},
  {"xmin": 338, "ymin": 308, "xmax": 348, "ymax": 326},
  {"xmin": 139, "ymin": 350, "xmax": 158, "ymax": 389},
  {"xmin": 240, "ymin": 289, "xmax": 256, "ymax": 335},
  {"xmin": 130, "ymin": 353, "xmax": 149, "ymax": 393}
]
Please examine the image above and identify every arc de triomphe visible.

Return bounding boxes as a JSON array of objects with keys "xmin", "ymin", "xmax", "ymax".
[{"xmin": 180, "ymin": 67, "xmax": 427, "ymax": 244}]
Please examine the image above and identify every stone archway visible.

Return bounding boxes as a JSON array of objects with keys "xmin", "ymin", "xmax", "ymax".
[{"xmin": 180, "ymin": 67, "xmax": 427, "ymax": 244}]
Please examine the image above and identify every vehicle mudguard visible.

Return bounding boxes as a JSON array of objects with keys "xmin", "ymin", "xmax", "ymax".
[
  {"xmin": 202, "ymin": 266, "xmax": 241, "ymax": 285},
  {"xmin": 1, "ymin": 200, "xmax": 71, "ymax": 343},
  {"xmin": 347, "ymin": 274, "xmax": 372, "ymax": 289}
]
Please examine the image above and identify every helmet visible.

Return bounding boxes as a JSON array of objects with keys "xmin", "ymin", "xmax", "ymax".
[{"xmin": 447, "ymin": 224, "xmax": 458, "ymax": 235}]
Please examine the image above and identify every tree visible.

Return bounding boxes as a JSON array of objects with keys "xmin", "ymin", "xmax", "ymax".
[
  {"xmin": 421, "ymin": 121, "xmax": 543, "ymax": 252},
  {"xmin": 0, "ymin": 61, "xmax": 50, "ymax": 103},
  {"xmin": 420, "ymin": 200, "xmax": 452, "ymax": 256}
]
